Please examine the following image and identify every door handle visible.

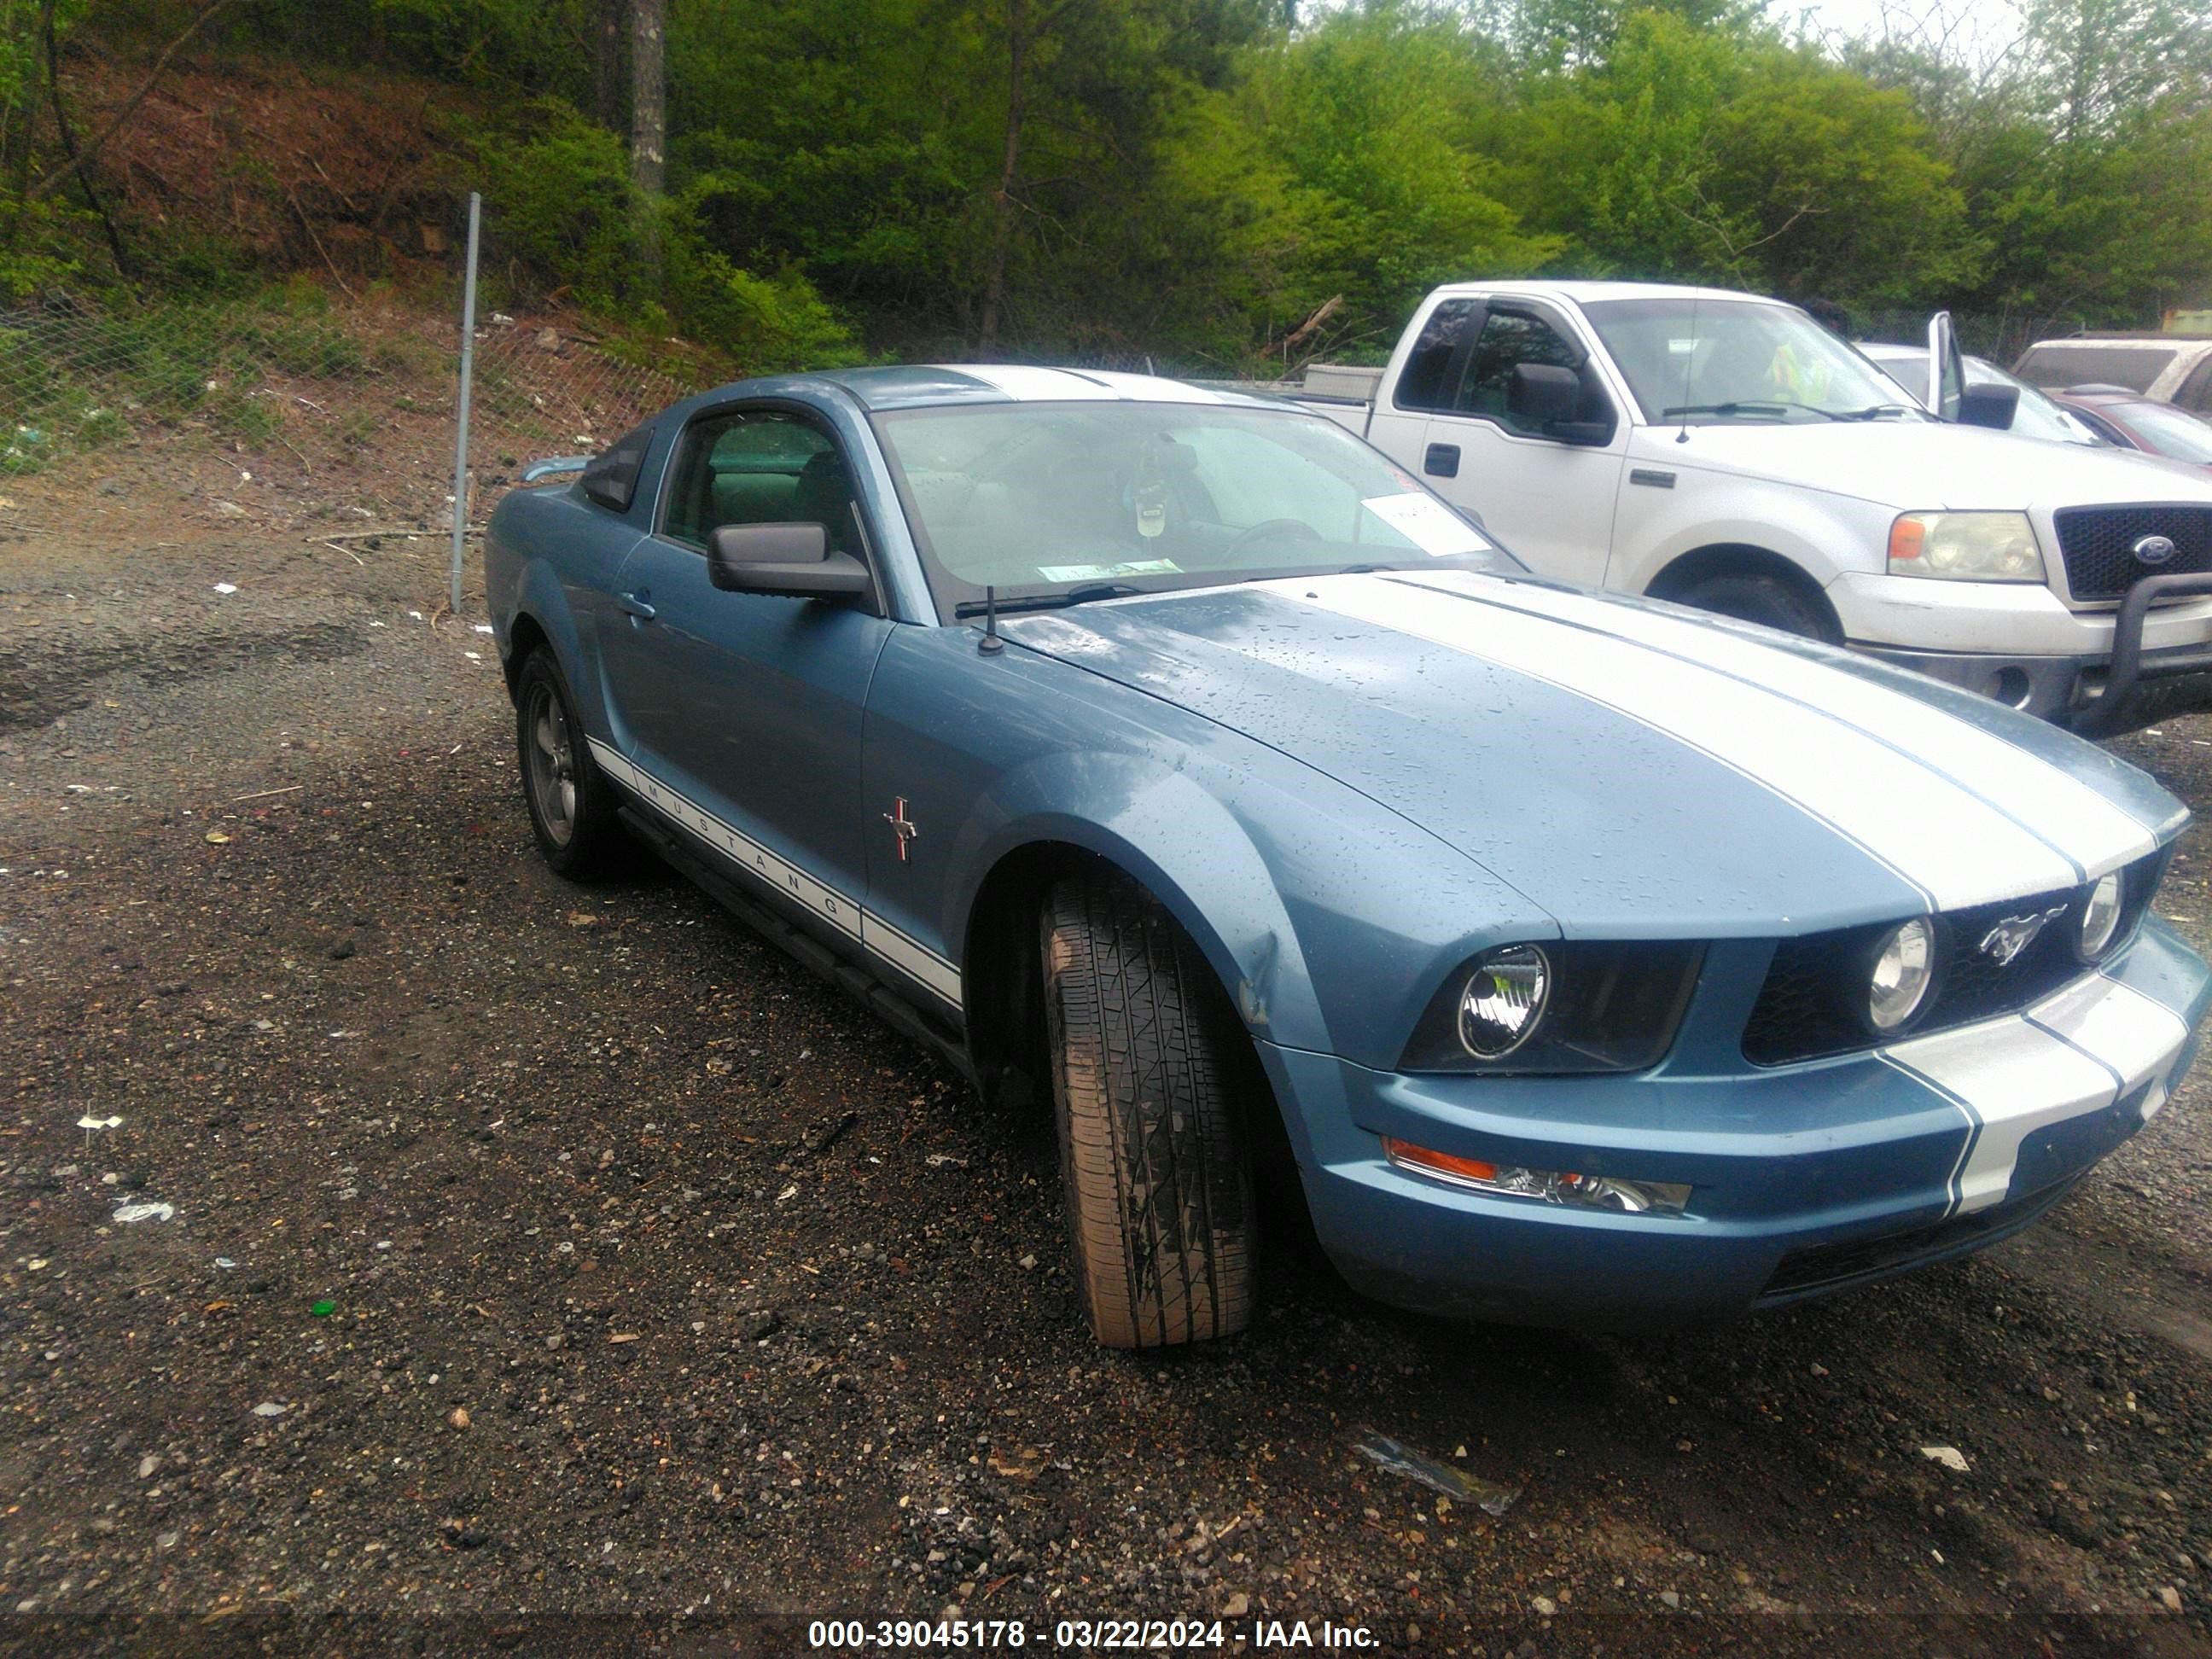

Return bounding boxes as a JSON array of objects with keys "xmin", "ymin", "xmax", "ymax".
[
  {"xmin": 618, "ymin": 591, "xmax": 656, "ymax": 620},
  {"xmin": 1423, "ymin": 443, "xmax": 1460, "ymax": 478}
]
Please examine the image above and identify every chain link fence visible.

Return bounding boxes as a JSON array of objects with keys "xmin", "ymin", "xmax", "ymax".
[{"xmin": 0, "ymin": 231, "xmax": 713, "ymax": 548}]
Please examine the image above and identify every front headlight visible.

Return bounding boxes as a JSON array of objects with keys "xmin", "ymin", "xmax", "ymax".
[
  {"xmin": 1866, "ymin": 916, "xmax": 1936, "ymax": 1033},
  {"xmin": 2078, "ymin": 870, "xmax": 2123, "ymax": 959},
  {"xmin": 1887, "ymin": 511, "xmax": 2045, "ymax": 582},
  {"xmin": 1401, "ymin": 940, "xmax": 1704, "ymax": 1074}
]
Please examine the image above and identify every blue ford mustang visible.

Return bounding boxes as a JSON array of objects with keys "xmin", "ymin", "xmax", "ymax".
[{"xmin": 485, "ymin": 364, "xmax": 2212, "ymax": 1348}]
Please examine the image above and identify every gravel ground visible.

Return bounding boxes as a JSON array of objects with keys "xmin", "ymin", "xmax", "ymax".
[{"xmin": 3, "ymin": 490, "xmax": 2212, "ymax": 1658}]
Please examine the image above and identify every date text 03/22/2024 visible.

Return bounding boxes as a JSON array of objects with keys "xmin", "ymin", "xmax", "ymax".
[{"xmin": 806, "ymin": 1618, "xmax": 1379, "ymax": 1650}]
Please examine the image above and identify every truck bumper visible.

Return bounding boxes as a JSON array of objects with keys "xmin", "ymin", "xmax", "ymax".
[
  {"xmin": 1260, "ymin": 918, "xmax": 2209, "ymax": 1331},
  {"xmin": 1833, "ymin": 572, "xmax": 2212, "ymax": 732}
]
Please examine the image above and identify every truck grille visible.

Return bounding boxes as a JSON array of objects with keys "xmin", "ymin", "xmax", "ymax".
[
  {"xmin": 1741, "ymin": 849, "xmax": 2167, "ymax": 1067},
  {"xmin": 2052, "ymin": 505, "xmax": 2212, "ymax": 601}
]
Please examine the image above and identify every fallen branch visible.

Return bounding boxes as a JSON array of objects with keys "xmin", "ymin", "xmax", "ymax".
[
  {"xmin": 31, "ymin": 0, "xmax": 234, "ymax": 200},
  {"xmin": 231, "ymin": 784, "xmax": 304, "ymax": 803},
  {"xmin": 288, "ymin": 191, "xmax": 358, "ymax": 300}
]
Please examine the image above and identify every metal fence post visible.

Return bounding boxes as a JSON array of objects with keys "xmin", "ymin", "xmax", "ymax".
[{"xmin": 449, "ymin": 191, "xmax": 482, "ymax": 615}]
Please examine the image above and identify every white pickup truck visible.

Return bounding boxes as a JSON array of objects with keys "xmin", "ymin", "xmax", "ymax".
[{"xmin": 1295, "ymin": 280, "xmax": 2212, "ymax": 734}]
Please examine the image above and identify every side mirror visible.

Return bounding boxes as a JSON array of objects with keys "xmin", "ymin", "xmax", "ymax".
[
  {"xmin": 1958, "ymin": 382, "xmax": 2020, "ymax": 431},
  {"xmin": 1508, "ymin": 363, "xmax": 1580, "ymax": 429},
  {"xmin": 1508, "ymin": 362, "xmax": 1615, "ymax": 446},
  {"xmin": 1924, "ymin": 311, "xmax": 1966, "ymax": 422},
  {"xmin": 707, "ymin": 522, "xmax": 870, "ymax": 599}
]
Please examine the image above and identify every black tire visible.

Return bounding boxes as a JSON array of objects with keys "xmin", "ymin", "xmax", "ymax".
[
  {"xmin": 1673, "ymin": 571, "xmax": 1842, "ymax": 644},
  {"xmin": 1039, "ymin": 871, "xmax": 1255, "ymax": 1348},
  {"xmin": 514, "ymin": 648, "xmax": 625, "ymax": 879}
]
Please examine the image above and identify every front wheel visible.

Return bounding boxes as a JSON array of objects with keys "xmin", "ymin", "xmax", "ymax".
[
  {"xmin": 515, "ymin": 648, "xmax": 626, "ymax": 879},
  {"xmin": 1673, "ymin": 571, "xmax": 1842, "ymax": 644},
  {"xmin": 1039, "ymin": 871, "xmax": 1255, "ymax": 1348}
]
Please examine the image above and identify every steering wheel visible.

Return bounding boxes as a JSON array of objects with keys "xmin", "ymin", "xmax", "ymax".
[{"xmin": 1223, "ymin": 517, "xmax": 1323, "ymax": 560}]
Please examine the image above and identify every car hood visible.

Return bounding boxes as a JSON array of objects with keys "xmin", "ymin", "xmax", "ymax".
[
  {"xmin": 1001, "ymin": 569, "xmax": 2183, "ymax": 936},
  {"xmin": 1639, "ymin": 418, "xmax": 2212, "ymax": 510}
]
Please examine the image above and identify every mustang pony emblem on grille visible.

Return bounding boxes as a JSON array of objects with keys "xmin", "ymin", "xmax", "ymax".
[{"xmin": 1978, "ymin": 905, "xmax": 2067, "ymax": 966}]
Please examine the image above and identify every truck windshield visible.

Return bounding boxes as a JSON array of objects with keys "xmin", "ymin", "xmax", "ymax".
[
  {"xmin": 1581, "ymin": 298, "xmax": 1924, "ymax": 426},
  {"xmin": 871, "ymin": 401, "xmax": 1526, "ymax": 617}
]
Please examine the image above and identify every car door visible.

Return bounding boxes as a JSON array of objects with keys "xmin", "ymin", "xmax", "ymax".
[
  {"xmin": 597, "ymin": 405, "xmax": 896, "ymax": 929},
  {"xmin": 1415, "ymin": 300, "xmax": 1628, "ymax": 587}
]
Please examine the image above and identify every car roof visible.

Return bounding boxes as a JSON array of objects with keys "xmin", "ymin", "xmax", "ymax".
[
  {"xmin": 812, "ymin": 364, "xmax": 1288, "ymax": 414},
  {"xmin": 1425, "ymin": 278, "xmax": 1787, "ymax": 308}
]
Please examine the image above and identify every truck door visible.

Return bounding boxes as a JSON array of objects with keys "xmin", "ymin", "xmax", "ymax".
[{"xmin": 1410, "ymin": 300, "xmax": 1628, "ymax": 588}]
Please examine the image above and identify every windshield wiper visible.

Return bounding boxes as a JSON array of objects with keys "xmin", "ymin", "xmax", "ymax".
[
  {"xmin": 1837, "ymin": 403, "xmax": 1921, "ymax": 421},
  {"xmin": 952, "ymin": 581, "xmax": 1146, "ymax": 619},
  {"xmin": 1660, "ymin": 399, "xmax": 1846, "ymax": 422}
]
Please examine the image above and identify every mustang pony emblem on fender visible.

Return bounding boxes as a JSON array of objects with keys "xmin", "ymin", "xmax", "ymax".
[
  {"xmin": 1978, "ymin": 905, "xmax": 2067, "ymax": 966},
  {"xmin": 882, "ymin": 797, "xmax": 919, "ymax": 862}
]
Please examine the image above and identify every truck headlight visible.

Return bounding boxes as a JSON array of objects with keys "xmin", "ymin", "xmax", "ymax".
[
  {"xmin": 1887, "ymin": 511, "xmax": 2045, "ymax": 582},
  {"xmin": 1402, "ymin": 940, "xmax": 1704, "ymax": 1074}
]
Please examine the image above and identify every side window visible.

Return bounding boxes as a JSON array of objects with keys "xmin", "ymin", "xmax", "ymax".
[
  {"xmin": 2178, "ymin": 356, "xmax": 2212, "ymax": 415},
  {"xmin": 1454, "ymin": 310, "xmax": 1582, "ymax": 433},
  {"xmin": 1393, "ymin": 300, "xmax": 1479, "ymax": 412},
  {"xmin": 661, "ymin": 410, "xmax": 863, "ymax": 556},
  {"xmin": 579, "ymin": 422, "xmax": 653, "ymax": 512}
]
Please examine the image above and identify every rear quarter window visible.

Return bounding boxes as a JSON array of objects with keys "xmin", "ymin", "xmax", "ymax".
[
  {"xmin": 579, "ymin": 423, "xmax": 655, "ymax": 512},
  {"xmin": 2013, "ymin": 345, "xmax": 2177, "ymax": 393}
]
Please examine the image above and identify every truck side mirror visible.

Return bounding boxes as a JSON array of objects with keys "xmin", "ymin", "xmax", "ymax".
[
  {"xmin": 1508, "ymin": 363, "xmax": 1580, "ymax": 428},
  {"xmin": 1958, "ymin": 382, "xmax": 2020, "ymax": 431},
  {"xmin": 1508, "ymin": 363, "xmax": 1615, "ymax": 446}
]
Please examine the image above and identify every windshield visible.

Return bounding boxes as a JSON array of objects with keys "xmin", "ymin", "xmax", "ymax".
[
  {"xmin": 871, "ymin": 401, "xmax": 1523, "ymax": 614},
  {"xmin": 1864, "ymin": 346, "xmax": 2099, "ymax": 445},
  {"xmin": 2118, "ymin": 400, "xmax": 2212, "ymax": 463},
  {"xmin": 1580, "ymin": 298, "xmax": 1924, "ymax": 425}
]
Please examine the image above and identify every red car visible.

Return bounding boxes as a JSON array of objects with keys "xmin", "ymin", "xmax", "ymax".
[{"xmin": 2046, "ymin": 386, "xmax": 2212, "ymax": 470}]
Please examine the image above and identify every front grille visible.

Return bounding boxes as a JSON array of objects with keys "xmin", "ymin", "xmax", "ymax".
[
  {"xmin": 2053, "ymin": 505, "xmax": 2212, "ymax": 602},
  {"xmin": 1760, "ymin": 1177, "xmax": 2077, "ymax": 1300},
  {"xmin": 1742, "ymin": 848, "xmax": 2168, "ymax": 1068}
]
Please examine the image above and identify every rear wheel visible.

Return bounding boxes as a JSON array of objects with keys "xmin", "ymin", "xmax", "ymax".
[
  {"xmin": 515, "ymin": 649, "xmax": 624, "ymax": 879},
  {"xmin": 1673, "ymin": 571, "xmax": 1842, "ymax": 643},
  {"xmin": 1039, "ymin": 871, "xmax": 1255, "ymax": 1348}
]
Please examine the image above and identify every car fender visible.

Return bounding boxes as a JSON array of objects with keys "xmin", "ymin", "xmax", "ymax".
[
  {"xmin": 486, "ymin": 487, "xmax": 641, "ymax": 737},
  {"xmin": 1610, "ymin": 479, "xmax": 1886, "ymax": 597},
  {"xmin": 943, "ymin": 745, "xmax": 1557, "ymax": 1070}
]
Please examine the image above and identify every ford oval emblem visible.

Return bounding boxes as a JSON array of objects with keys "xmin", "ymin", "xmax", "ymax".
[{"xmin": 2133, "ymin": 533, "xmax": 2179, "ymax": 565}]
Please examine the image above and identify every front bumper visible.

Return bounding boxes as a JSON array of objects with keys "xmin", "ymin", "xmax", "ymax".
[
  {"xmin": 1266, "ymin": 918, "xmax": 2209, "ymax": 1330},
  {"xmin": 1833, "ymin": 571, "xmax": 2212, "ymax": 732}
]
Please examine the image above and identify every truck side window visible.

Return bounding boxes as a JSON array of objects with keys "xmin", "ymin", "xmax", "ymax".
[
  {"xmin": 1394, "ymin": 300, "xmax": 1480, "ymax": 411},
  {"xmin": 1457, "ymin": 311, "xmax": 1583, "ymax": 433}
]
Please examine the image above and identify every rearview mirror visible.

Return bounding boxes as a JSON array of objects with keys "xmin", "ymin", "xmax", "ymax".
[
  {"xmin": 707, "ymin": 522, "xmax": 870, "ymax": 600},
  {"xmin": 1958, "ymin": 382, "xmax": 2020, "ymax": 431}
]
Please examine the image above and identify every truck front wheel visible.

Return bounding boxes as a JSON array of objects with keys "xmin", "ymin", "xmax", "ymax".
[{"xmin": 1672, "ymin": 571, "xmax": 1842, "ymax": 644}]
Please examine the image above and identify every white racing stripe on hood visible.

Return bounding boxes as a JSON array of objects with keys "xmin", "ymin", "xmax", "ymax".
[
  {"xmin": 1279, "ymin": 573, "xmax": 2078, "ymax": 910},
  {"xmin": 1387, "ymin": 569, "xmax": 2157, "ymax": 878}
]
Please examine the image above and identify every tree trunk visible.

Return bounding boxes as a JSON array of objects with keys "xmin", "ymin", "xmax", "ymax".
[
  {"xmin": 592, "ymin": 0, "xmax": 627, "ymax": 134},
  {"xmin": 630, "ymin": 0, "xmax": 665, "ymax": 196},
  {"xmin": 629, "ymin": 0, "xmax": 665, "ymax": 286},
  {"xmin": 975, "ymin": 0, "xmax": 1025, "ymax": 357}
]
